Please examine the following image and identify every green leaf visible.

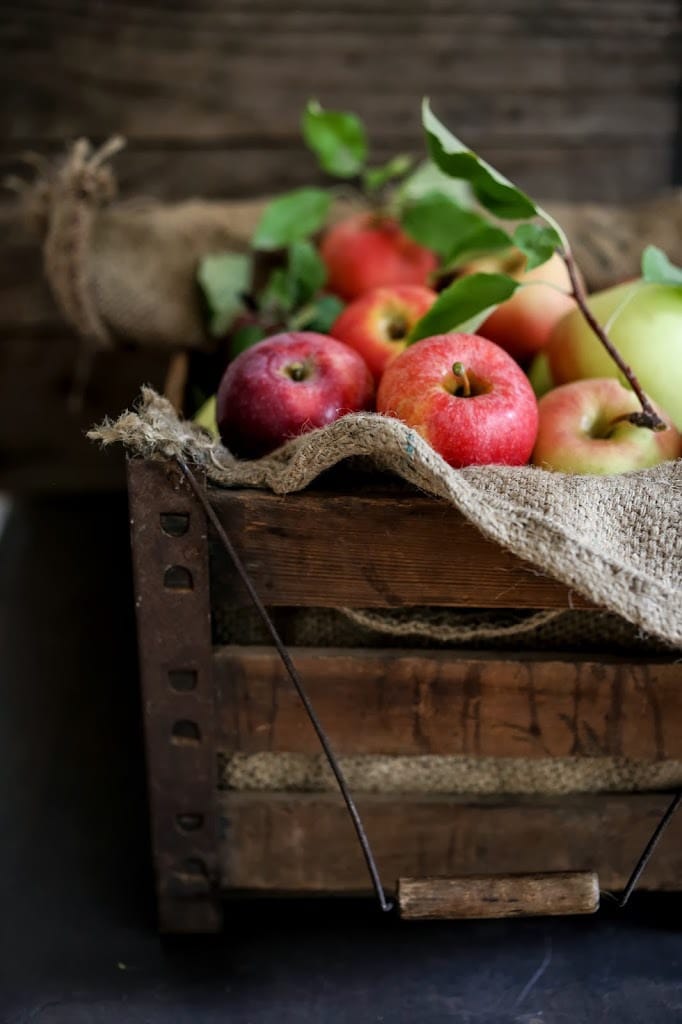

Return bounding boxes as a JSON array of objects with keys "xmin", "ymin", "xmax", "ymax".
[
  {"xmin": 253, "ymin": 187, "xmax": 332, "ymax": 250},
  {"xmin": 197, "ymin": 252, "xmax": 252, "ymax": 337},
  {"xmin": 260, "ymin": 241, "xmax": 328, "ymax": 317},
  {"xmin": 422, "ymin": 99, "xmax": 537, "ymax": 220},
  {"xmin": 512, "ymin": 223, "xmax": 562, "ymax": 271},
  {"xmin": 296, "ymin": 294, "xmax": 345, "ymax": 333},
  {"xmin": 363, "ymin": 154, "xmax": 413, "ymax": 192},
  {"xmin": 398, "ymin": 160, "xmax": 474, "ymax": 207},
  {"xmin": 401, "ymin": 193, "xmax": 489, "ymax": 259},
  {"xmin": 288, "ymin": 240, "xmax": 327, "ymax": 306},
  {"xmin": 302, "ymin": 100, "xmax": 368, "ymax": 178},
  {"xmin": 230, "ymin": 323, "xmax": 267, "ymax": 358},
  {"xmin": 641, "ymin": 245, "xmax": 682, "ymax": 286},
  {"xmin": 445, "ymin": 225, "xmax": 513, "ymax": 266},
  {"xmin": 260, "ymin": 267, "xmax": 295, "ymax": 313},
  {"xmin": 407, "ymin": 273, "xmax": 520, "ymax": 343}
]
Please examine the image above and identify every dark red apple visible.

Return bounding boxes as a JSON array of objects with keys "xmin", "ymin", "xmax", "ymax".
[
  {"xmin": 376, "ymin": 333, "xmax": 539, "ymax": 467},
  {"xmin": 320, "ymin": 213, "xmax": 438, "ymax": 302},
  {"xmin": 217, "ymin": 331, "xmax": 374, "ymax": 458},
  {"xmin": 330, "ymin": 284, "xmax": 437, "ymax": 383}
]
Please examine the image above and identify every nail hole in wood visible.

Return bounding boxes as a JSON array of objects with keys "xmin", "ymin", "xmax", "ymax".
[
  {"xmin": 171, "ymin": 719, "xmax": 201, "ymax": 745},
  {"xmin": 160, "ymin": 512, "xmax": 189, "ymax": 537},
  {"xmin": 164, "ymin": 565, "xmax": 193, "ymax": 590},
  {"xmin": 168, "ymin": 669, "xmax": 197, "ymax": 692},
  {"xmin": 176, "ymin": 813, "xmax": 204, "ymax": 832}
]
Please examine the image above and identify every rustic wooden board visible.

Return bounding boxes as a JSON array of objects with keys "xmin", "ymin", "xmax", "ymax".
[
  {"xmin": 3, "ymin": 1, "xmax": 678, "ymax": 145},
  {"xmin": 218, "ymin": 791, "xmax": 682, "ymax": 892},
  {"xmin": 209, "ymin": 488, "xmax": 592, "ymax": 609},
  {"xmin": 397, "ymin": 872, "xmax": 600, "ymax": 919},
  {"xmin": 214, "ymin": 647, "xmax": 681, "ymax": 760},
  {"xmin": 0, "ymin": 335, "xmax": 169, "ymax": 491}
]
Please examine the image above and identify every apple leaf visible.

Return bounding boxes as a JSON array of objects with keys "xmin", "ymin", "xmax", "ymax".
[
  {"xmin": 422, "ymin": 99, "xmax": 537, "ymax": 220},
  {"xmin": 641, "ymin": 245, "xmax": 682, "ymax": 286},
  {"xmin": 261, "ymin": 242, "xmax": 327, "ymax": 316},
  {"xmin": 230, "ymin": 322, "xmax": 267, "ymax": 358},
  {"xmin": 513, "ymin": 222, "xmax": 562, "ymax": 271},
  {"xmin": 296, "ymin": 293, "xmax": 345, "ymax": 333},
  {"xmin": 363, "ymin": 154, "xmax": 413, "ymax": 192},
  {"xmin": 407, "ymin": 272, "xmax": 520, "ymax": 343},
  {"xmin": 197, "ymin": 252, "xmax": 252, "ymax": 337},
  {"xmin": 398, "ymin": 160, "xmax": 474, "ymax": 208},
  {"xmin": 253, "ymin": 188, "xmax": 332, "ymax": 250},
  {"xmin": 401, "ymin": 193, "xmax": 493, "ymax": 260},
  {"xmin": 445, "ymin": 224, "xmax": 513, "ymax": 266},
  {"xmin": 289, "ymin": 240, "xmax": 327, "ymax": 306},
  {"xmin": 302, "ymin": 100, "xmax": 368, "ymax": 178}
]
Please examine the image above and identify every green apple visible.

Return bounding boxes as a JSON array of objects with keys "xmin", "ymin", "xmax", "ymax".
[
  {"xmin": 527, "ymin": 351, "xmax": 555, "ymax": 398},
  {"xmin": 193, "ymin": 394, "xmax": 219, "ymax": 438},
  {"xmin": 546, "ymin": 280, "xmax": 682, "ymax": 429}
]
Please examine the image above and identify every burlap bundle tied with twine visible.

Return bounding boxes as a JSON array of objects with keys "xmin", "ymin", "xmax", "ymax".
[
  {"xmin": 14, "ymin": 137, "xmax": 682, "ymax": 353},
  {"xmin": 91, "ymin": 388, "xmax": 682, "ymax": 648}
]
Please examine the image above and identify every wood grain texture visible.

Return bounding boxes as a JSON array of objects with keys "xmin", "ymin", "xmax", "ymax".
[
  {"xmin": 218, "ymin": 791, "xmax": 682, "ymax": 892},
  {"xmin": 2, "ymin": 0, "xmax": 679, "ymax": 144},
  {"xmin": 0, "ymin": 335, "xmax": 169, "ymax": 492},
  {"xmin": 214, "ymin": 647, "xmax": 681, "ymax": 759},
  {"xmin": 209, "ymin": 488, "xmax": 592, "ymax": 609},
  {"xmin": 397, "ymin": 872, "xmax": 600, "ymax": 919}
]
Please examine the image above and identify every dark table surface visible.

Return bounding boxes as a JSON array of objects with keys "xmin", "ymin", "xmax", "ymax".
[{"xmin": 1, "ymin": 493, "xmax": 680, "ymax": 1024}]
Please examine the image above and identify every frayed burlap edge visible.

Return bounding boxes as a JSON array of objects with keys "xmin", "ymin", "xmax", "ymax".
[{"xmin": 89, "ymin": 388, "xmax": 682, "ymax": 646}]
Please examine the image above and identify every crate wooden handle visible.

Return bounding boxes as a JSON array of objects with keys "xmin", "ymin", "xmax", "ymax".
[{"xmin": 398, "ymin": 872, "xmax": 600, "ymax": 920}]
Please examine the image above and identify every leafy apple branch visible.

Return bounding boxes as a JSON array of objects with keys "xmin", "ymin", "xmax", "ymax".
[{"xmin": 410, "ymin": 100, "xmax": 679, "ymax": 432}]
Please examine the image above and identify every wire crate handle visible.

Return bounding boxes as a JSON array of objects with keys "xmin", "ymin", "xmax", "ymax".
[{"xmin": 177, "ymin": 457, "xmax": 680, "ymax": 921}]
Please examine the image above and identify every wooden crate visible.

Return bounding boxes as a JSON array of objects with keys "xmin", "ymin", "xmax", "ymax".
[{"xmin": 127, "ymin": 458, "xmax": 682, "ymax": 933}]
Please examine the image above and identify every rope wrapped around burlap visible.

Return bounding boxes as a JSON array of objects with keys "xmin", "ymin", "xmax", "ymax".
[{"xmin": 90, "ymin": 387, "xmax": 682, "ymax": 648}]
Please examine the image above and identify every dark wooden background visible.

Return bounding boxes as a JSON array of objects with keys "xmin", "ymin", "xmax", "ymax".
[{"xmin": 1, "ymin": 0, "xmax": 680, "ymax": 489}]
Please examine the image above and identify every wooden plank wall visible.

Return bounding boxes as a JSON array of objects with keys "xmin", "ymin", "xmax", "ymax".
[{"xmin": 0, "ymin": 0, "xmax": 680, "ymax": 487}]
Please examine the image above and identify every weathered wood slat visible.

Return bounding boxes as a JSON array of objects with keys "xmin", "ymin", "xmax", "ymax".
[
  {"xmin": 214, "ymin": 647, "xmax": 681, "ymax": 760},
  {"xmin": 397, "ymin": 872, "xmax": 600, "ymax": 919},
  {"xmin": 209, "ymin": 488, "xmax": 592, "ymax": 610},
  {"xmin": 0, "ymin": 335, "xmax": 169, "ymax": 491},
  {"xmin": 218, "ymin": 791, "xmax": 682, "ymax": 892},
  {"xmin": 2, "ymin": 1, "xmax": 678, "ymax": 144}
]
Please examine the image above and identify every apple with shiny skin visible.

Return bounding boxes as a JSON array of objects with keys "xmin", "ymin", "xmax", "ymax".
[
  {"xmin": 377, "ymin": 332, "xmax": 539, "ymax": 467},
  {"xmin": 217, "ymin": 332, "xmax": 374, "ymax": 458},
  {"xmin": 546, "ymin": 280, "xmax": 682, "ymax": 429},
  {"xmin": 330, "ymin": 284, "xmax": 437, "ymax": 383},
  {"xmin": 532, "ymin": 377, "xmax": 680, "ymax": 474},
  {"xmin": 457, "ymin": 249, "xmax": 577, "ymax": 363},
  {"xmin": 320, "ymin": 213, "xmax": 438, "ymax": 301}
]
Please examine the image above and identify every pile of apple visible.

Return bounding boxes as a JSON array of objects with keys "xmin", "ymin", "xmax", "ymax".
[{"xmin": 202, "ymin": 103, "xmax": 682, "ymax": 476}]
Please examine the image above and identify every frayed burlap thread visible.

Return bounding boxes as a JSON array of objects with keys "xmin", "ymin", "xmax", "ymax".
[{"xmin": 90, "ymin": 389, "xmax": 682, "ymax": 647}]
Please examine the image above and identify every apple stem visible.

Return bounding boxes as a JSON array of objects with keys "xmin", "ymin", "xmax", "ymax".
[
  {"xmin": 558, "ymin": 246, "xmax": 666, "ymax": 432},
  {"xmin": 452, "ymin": 361, "xmax": 471, "ymax": 397}
]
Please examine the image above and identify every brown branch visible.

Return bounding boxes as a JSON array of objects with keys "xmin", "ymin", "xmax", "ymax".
[{"xmin": 559, "ymin": 247, "xmax": 666, "ymax": 432}]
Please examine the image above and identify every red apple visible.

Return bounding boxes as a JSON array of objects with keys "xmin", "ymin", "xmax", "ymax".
[
  {"xmin": 459, "ymin": 249, "xmax": 577, "ymax": 363},
  {"xmin": 329, "ymin": 284, "xmax": 437, "ymax": 383},
  {"xmin": 532, "ymin": 378, "xmax": 680, "ymax": 474},
  {"xmin": 376, "ymin": 333, "xmax": 539, "ymax": 467},
  {"xmin": 320, "ymin": 213, "xmax": 438, "ymax": 301},
  {"xmin": 217, "ymin": 331, "xmax": 374, "ymax": 458}
]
